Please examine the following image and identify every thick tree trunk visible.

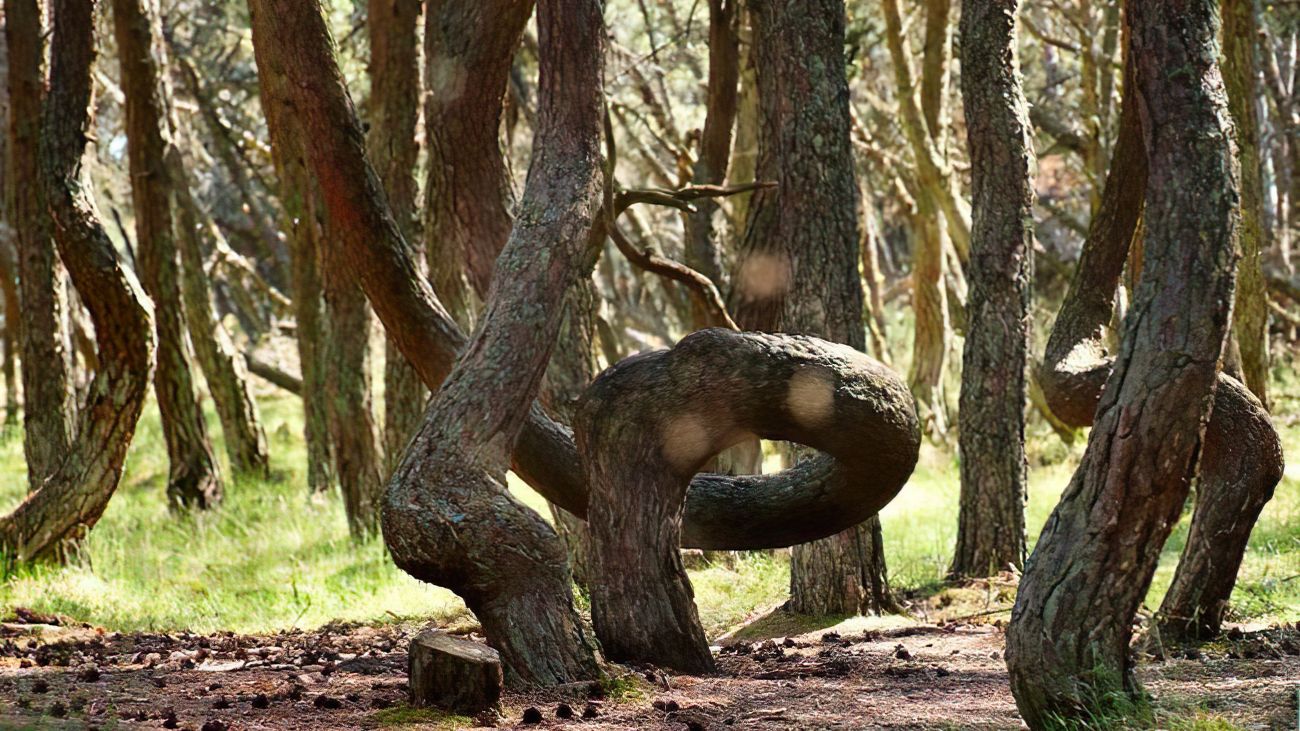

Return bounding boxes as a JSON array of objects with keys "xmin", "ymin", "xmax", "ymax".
[
  {"xmin": 5, "ymin": 0, "xmax": 75, "ymax": 491},
  {"xmin": 580, "ymin": 330, "xmax": 919, "ymax": 672},
  {"xmin": 247, "ymin": 0, "xmax": 603, "ymax": 685},
  {"xmin": 169, "ymin": 148, "xmax": 270, "ymax": 477},
  {"xmin": 112, "ymin": 0, "xmax": 222, "ymax": 509},
  {"xmin": 0, "ymin": 0, "xmax": 154, "ymax": 562},
  {"xmin": 1007, "ymin": 1, "xmax": 1242, "ymax": 722},
  {"xmin": 366, "ymin": 0, "xmax": 427, "ymax": 476},
  {"xmin": 1223, "ymin": 0, "xmax": 1270, "ymax": 409},
  {"xmin": 1039, "ymin": 37, "xmax": 1283, "ymax": 646},
  {"xmin": 730, "ymin": 0, "xmax": 895, "ymax": 618},
  {"xmin": 423, "ymin": 0, "xmax": 533, "ymax": 325},
  {"xmin": 950, "ymin": 0, "xmax": 1033, "ymax": 579}
]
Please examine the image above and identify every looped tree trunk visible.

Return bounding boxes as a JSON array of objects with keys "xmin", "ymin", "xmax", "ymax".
[
  {"xmin": 578, "ymin": 329, "xmax": 920, "ymax": 673},
  {"xmin": 1038, "ymin": 44, "xmax": 1283, "ymax": 643}
]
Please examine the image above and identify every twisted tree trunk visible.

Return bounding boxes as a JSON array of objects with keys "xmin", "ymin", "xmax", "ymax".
[
  {"xmin": 366, "ymin": 0, "xmax": 427, "ymax": 476},
  {"xmin": 1008, "ymin": 1, "xmax": 1258, "ymax": 722},
  {"xmin": 0, "ymin": 0, "xmax": 154, "ymax": 563},
  {"xmin": 950, "ymin": 0, "xmax": 1033, "ymax": 578},
  {"xmin": 112, "ymin": 0, "xmax": 221, "ymax": 508},
  {"xmin": 5, "ymin": 0, "xmax": 75, "ymax": 491}
]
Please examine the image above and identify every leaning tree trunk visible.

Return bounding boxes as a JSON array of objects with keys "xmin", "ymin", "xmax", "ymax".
[
  {"xmin": 0, "ymin": 0, "xmax": 154, "ymax": 563},
  {"xmin": 1007, "ymin": 1, "xmax": 1246, "ymax": 723},
  {"xmin": 248, "ymin": 0, "xmax": 603, "ymax": 685},
  {"xmin": 423, "ymin": 0, "xmax": 533, "ymax": 326},
  {"xmin": 1223, "ymin": 0, "xmax": 1270, "ymax": 409},
  {"xmin": 733, "ymin": 0, "xmax": 895, "ymax": 618},
  {"xmin": 5, "ymin": 0, "xmax": 75, "ymax": 491},
  {"xmin": 169, "ymin": 147, "xmax": 270, "ymax": 477},
  {"xmin": 112, "ymin": 0, "xmax": 221, "ymax": 508},
  {"xmin": 950, "ymin": 0, "xmax": 1033, "ymax": 579},
  {"xmin": 366, "ymin": 0, "xmax": 427, "ymax": 475},
  {"xmin": 1038, "ymin": 32, "xmax": 1283, "ymax": 645}
]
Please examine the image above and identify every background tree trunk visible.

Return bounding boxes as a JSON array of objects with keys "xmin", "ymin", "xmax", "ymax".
[
  {"xmin": 5, "ymin": 0, "xmax": 75, "ymax": 492},
  {"xmin": 367, "ymin": 0, "xmax": 427, "ymax": 476},
  {"xmin": 0, "ymin": 0, "xmax": 154, "ymax": 563},
  {"xmin": 734, "ymin": 0, "xmax": 894, "ymax": 617},
  {"xmin": 112, "ymin": 0, "xmax": 221, "ymax": 508},
  {"xmin": 950, "ymin": 0, "xmax": 1034, "ymax": 579},
  {"xmin": 1006, "ymin": 0, "xmax": 1240, "ymax": 722}
]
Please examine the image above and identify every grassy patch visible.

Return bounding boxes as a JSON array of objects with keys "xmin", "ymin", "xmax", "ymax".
[{"xmin": 370, "ymin": 705, "xmax": 475, "ymax": 729}]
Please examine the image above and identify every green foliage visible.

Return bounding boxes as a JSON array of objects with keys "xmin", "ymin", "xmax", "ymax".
[{"xmin": 369, "ymin": 705, "xmax": 475, "ymax": 729}]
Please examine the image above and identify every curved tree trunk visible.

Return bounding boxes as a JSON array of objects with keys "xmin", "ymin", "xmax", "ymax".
[
  {"xmin": 0, "ymin": 0, "xmax": 154, "ymax": 563},
  {"xmin": 731, "ymin": 0, "xmax": 896, "ymax": 617},
  {"xmin": 1007, "ymin": 1, "xmax": 1244, "ymax": 722},
  {"xmin": 422, "ymin": 0, "xmax": 533, "ymax": 326},
  {"xmin": 580, "ymin": 330, "xmax": 920, "ymax": 672},
  {"xmin": 5, "ymin": 0, "xmax": 75, "ymax": 491},
  {"xmin": 112, "ymin": 0, "xmax": 221, "ymax": 509},
  {"xmin": 169, "ymin": 147, "xmax": 270, "ymax": 477},
  {"xmin": 1223, "ymin": 0, "xmax": 1270, "ymax": 409},
  {"xmin": 366, "ymin": 0, "xmax": 427, "ymax": 476},
  {"xmin": 950, "ymin": 0, "xmax": 1033, "ymax": 579}
]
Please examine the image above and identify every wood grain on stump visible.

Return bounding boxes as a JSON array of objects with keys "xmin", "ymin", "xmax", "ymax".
[{"xmin": 408, "ymin": 631, "xmax": 502, "ymax": 714}]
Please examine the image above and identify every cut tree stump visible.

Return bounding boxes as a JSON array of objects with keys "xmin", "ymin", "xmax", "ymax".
[{"xmin": 408, "ymin": 630, "xmax": 502, "ymax": 714}]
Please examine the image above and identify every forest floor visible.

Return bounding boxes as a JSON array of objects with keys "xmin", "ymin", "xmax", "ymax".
[{"xmin": 0, "ymin": 603, "xmax": 1297, "ymax": 730}]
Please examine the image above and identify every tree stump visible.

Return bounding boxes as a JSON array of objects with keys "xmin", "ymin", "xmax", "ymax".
[{"xmin": 408, "ymin": 631, "xmax": 502, "ymax": 714}]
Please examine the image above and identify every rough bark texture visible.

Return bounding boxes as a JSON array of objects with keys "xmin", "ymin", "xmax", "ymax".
[
  {"xmin": 580, "ymin": 330, "xmax": 919, "ymax": 672},
  {"xmin": 5, "ymin": 0, "xmax": 75, "ymax": 491},
  {"xmin": 1223, "ymin": 0, "xmax": 1270, "ymax": 408},
  {"xmin": 950, "ymin": 0, "xmax": 1033, "ymax": 579},
  {"xmin": 423, "ymin": 0, "xmax": 533, "ymax": 324},
  {"xmin": 366, "ymin": 0, "xmax": 427, "ymax": 476},
  {"xmin": 1039, "ymin": 40, "xmax": 1283, "ymax": 645},
  {"xmin": 1007, "ymin": 1, "xmax": 1244, "ymax": 722},
  {"xmin": 682, "ymin": 0, "xmax": 739, "ymax": 318},
  {"xmin": 408, "ymin": 630, "xmax": 502, "ymax": 714},
  {"xmin": 112, "ymin": 0, "xmax": 221, "ymax": 509},
  {"xmin": 733, "ymin": 0, "xmax": 895, "ymax": 618},
  {"xmin": 170, "ymin": 148, "xmax": 270, "ymax": 477},
  {"xmin": 0, "ymin": 30, "xmax": 18, "ymax": 428},
  {"xmin": 0, "ymin": 0, "xmax": 154, "ymax": 562}
]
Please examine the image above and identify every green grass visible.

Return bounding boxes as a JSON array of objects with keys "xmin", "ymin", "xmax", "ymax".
[{"xmin": 1, "ymin": 350, "xmax": 1297, "ymax": 637}]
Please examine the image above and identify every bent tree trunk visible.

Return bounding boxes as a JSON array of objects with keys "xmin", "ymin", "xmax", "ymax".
[
  {"xmin": 5, "ymin": 0, "xmax": 75, "ymax": 492},
  {"xmin": 0, "ymin": 0, "xmax": 154, "ymax": 562},
  {"xmin": 112, "ymin": 0, "xmax": 221, "ymax": 509},
  {"xmin": 247, "ymin": 0, "xmax": 603, "ymax": 685},
  {"xmin": 580, "ymin": 331, "xmax": 920, "ymax": 672},
  {"xmin": 1038, "ymin": 36, "xmax": 1283, "ymax": 643},
  {"xmin": 736, "ymin": 0, "xmax": 894, "ymax": 617},
  {"xmin": 1007, "ymin": 1, "xmax": 1245, "ymax": 723},
  {"xmin": 950, "ymin": 0, "xmax": 1033, "ymax": 578}
]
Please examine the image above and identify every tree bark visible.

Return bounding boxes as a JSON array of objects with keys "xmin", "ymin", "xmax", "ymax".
[
  {"xmin": 730, "ymin": 0, "xmax": 897, "ymax": 618},
  {"xmin": 1007, "ymin": 0, "xmax": 1244, "ymax": 722},
  {"xmin": 169, "ymin": 147, "xmax": 270, "ymax": 477},
  {"xmin": 0, "ymin": 34, "xmax": 18, "ymax": 428},
  {"xmin": 1223, "ymin": 0, "xmax": 1270, "ymax": 409},
  {"xmin": 366, "ymin": 0, "xmax": 427, "ymax": 477},
  {"xmin": 422, "ymin": 0, "xmax": 533, "ymax": 326},
  {"xmin": 112, "ymin": 0, "xmax": 222, "ymax": 509},
  {"xmin": 950, "ymin": 0, "xmax": 1033, "ymax": 579},
  {"xmin": 580, "ymin": 330, "xmax": 919, "ymax": 672},
  {"xmin": 0, "ymin": 0, "xmax": 154, "ymax": 563},
  {"xmin": 5, "ymin": 0, "xmax": 75, "ymax": 491}
]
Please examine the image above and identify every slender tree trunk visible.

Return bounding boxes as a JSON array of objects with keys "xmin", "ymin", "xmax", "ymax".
[
  {"xmin": 732, "ymin": 0, "xmax": 896, "ymax": 617},
  {"xmin": 728, "ymin": 8, "xmax": 758, "ymax": 246},
  {"xmin": 366, "ymin": 0, "xmax": 427, "ymax": 475},
  {"xmin": 1007, "ymin": 1, "xmax": 1242, "ymax": 722},
  {"xmin": 5, "ymin": 0, "xmax": 75, "ymax": 491},
  {"xmin": 422, "ymin": 0, "xmax": 533, "ymax": 326},
  {"xmin": 112, "ymin": 0, "xmax": 221, "ymax": 509},
  {"xmin": 950, "ymin": 0, "xmax": 1033, "ymax": 579},
  {"xmin": 1223, "ymin": 0, "xmax": 1270, "ymax": 408},
  {"xmin": 0, "ymin": 240, "xmax": 18, "ymax": 427},
  {"xmin": 0, "ymin": 0, "xmax": 154, "ymax": 563},
  {"xmin": 169, "ymin": 147, "xmax": 270, "ymax": 477}
]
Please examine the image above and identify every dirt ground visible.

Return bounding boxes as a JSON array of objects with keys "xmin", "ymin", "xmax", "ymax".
[{"xmin": 1, "ymin": 608, "xmax": 1296, "ymax": 730}]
